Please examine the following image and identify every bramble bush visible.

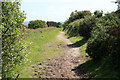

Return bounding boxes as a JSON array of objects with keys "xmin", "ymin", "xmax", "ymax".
[
  {"xmin": 28, "ymin": 20, "xmax": 47, "ymax": 29},
  {"xmin": 1, "ymin": 2, "xmax": 26, "ymax": 78}
]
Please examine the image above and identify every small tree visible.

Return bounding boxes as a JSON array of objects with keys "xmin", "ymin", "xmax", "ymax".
[
  {"xmin": 28, "ymin": 20, "xmax": 47, "ymax": 29},
  {"xmin": 1, "ymin": 2, "xmax": 26, "ymax": 77}
]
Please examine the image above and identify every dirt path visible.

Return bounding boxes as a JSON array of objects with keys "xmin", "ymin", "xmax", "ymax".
[
  {"xmin": 30, "ymin": 31, "xmax": 88, "ymax": 79},
  {"xmin": 43, "ymin": 31, "xmax": 88, "ymax": 79}
]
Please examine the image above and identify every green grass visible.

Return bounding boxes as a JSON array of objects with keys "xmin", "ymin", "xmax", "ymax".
[
  {"xmin": 80, "ymin": 58, "xmax": 120, "ymax": 79},
  {"xmin": 9, "ymin": 27, "xmax": 64, "ymax": 78}
]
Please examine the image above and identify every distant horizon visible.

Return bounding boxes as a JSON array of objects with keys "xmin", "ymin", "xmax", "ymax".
[
  {"xmin": 23, "ymin": 20, "xmax": 64, "ymax": 26},
  {"xmin": 23, "ymin": 20, "xmax": 64, "ymax": 23}
]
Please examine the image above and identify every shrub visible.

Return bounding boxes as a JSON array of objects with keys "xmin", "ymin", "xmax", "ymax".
[
  {"xmin": 66, "ymin": 15, "xmax": 96, "ymax": 38},
  {"xmin": 47, "ymin": 21, "xmax": 57, "ymax": 27},
  {"xmin": 1, "ymin": 2, "xmax": 26, "ymax": 77},
  {"xmin": 28, "ymin": 20, "xmax": 47, "ymax": 29},
  {"xmin": 56, "ymin": 22, "xmax": 63, "ymax": 28},
  {"xmin": 77, "ymin": 16, "xmax": 96, "ymax": 38},
  {"xmin": 94, "ymin": 10, "xmax": 103, "ymax": 18},
  {"xmin": 86, "ymin": 12, "xmax": 120, "ymax": 68},
  {"xmin": 63, "ymin": 10, "xmax": 92, "ymax": 30},
  {"xmin": 47, "ymin": 21, "xmax": 62, "ymax": 28}
]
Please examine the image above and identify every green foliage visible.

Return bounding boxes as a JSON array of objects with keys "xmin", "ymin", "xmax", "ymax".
[
  {"xmin": 94, "ymin": 10, "xmax": 103, "ymax": 18},
  {"xmin": 47, "ymin": 21, "xmax": 57, "ymax": 27},
  {"xmin": 77, "ymin": 16, "xmax": 96, "ymax": 38},
  {"xmin": 63, "ymin": 10, "xmax": 92, "ymax": 30},
  {"xmin": 66, "ymin": 15, "xmax": 96, "ymax": 38},
  {"xmin": 47, "ymin": 21, "xmax": 62, "ymax": 28},
  {"xmin": 56, "ymin": 22, "xmax": 63, "ymax": 28},
  {"xmin": 28, "ymin": 20, "xmax": 47, "ymax": 29},
  {"xmin": 86, "ymin": 12, "xmax": 120, "ymax": 68},
  {"xmin": 1, "ymin": 2, "xmax": 26, "ymax": 78},
  {"xmin": 64, "ymin": 10, "xmax": 120, "ymax": 78}
]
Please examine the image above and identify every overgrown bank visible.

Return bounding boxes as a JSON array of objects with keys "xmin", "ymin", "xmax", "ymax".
[{"xmin": 63, "ymin": 10, "xmax": 120, "ymax": 79}]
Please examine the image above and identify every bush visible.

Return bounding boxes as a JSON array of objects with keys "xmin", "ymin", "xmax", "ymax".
[
  {"xmin": 47, "ymin": 21, "xmax": 57, "ymax": 27},
  {"xmin": 86, "ymin": 25, "xmax": 112, "ymax": 59},
  {"xmin": 56, "ymin": 22, "xmax": 63, "ymax": 28},
  {"xmin": 77, "ymin": 16, "xmax": 96, "ymax": 38},
  {"xmin": 66, "ymin": 15, "xmax": 96, "ymax": 38},
  {"xmin": 1, "ymin": 2, "xmax": 26, "ymax": 77},
  {"xmin": 86, "ymin": 12, "xmax": 120, "ymax": 68},
  {"xmin": 28, "ymin": 20, "xmax": 47, "ymax": 29},
  {"xmin": 94, "ymin": 10, "xmax": 103, "ymax": 18},
  {"xmin": 47, "ymin": 21, "xmax": 62, "ymax": 28},
  {"xmin": 63, "ymin": 10, "xmax": 92, "ymax": 30}
]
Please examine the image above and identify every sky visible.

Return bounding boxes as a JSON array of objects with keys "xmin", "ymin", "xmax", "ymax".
[{"xmin": 21, "ymin": 0, "xmax": 118, "ymax": 22}]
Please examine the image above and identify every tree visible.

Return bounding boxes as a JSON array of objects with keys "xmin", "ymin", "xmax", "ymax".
[
  {"xmin": 1, "ymin": 2, "xmax": 26, "ymax": 77},
  {"xmin": 28, "ymin": 20, "xmax": 47, "ymax": 29}
]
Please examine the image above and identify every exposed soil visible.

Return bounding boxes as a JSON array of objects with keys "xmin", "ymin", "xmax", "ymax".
[{"xmin": 31, "ymin": 31, "xmax": 89, "ymax": 79}]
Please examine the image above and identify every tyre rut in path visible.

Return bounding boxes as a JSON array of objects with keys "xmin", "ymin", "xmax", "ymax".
[{"xmin": 44, "ymin": 31, "xmax": 88, "ymax": 78}]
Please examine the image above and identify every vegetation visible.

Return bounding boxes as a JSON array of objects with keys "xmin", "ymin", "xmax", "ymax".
[
  {"xmin": 63, "ymin": 10, "xmax": 120, "ymax": 79},
  {"xmin": 63, "ymin": 10, "xmax": 92, "ymax": 30},
  {"xmin": 8, "ymin": 27, "xmax": 64, "ymax": 78},
  {"xmin": 2, "ymin": 0, "xmax": 120, "ymax": 79},
  {"xmin": 66, "ymin": 16, "xmax": 96, "ymax": 39},
  {"xmin": 47, "ymin": 21, "xmax": 63, "ymax": 28},
  {"xmin": 67, "ymin": 36, "xmax": 88, "ymax": 57},
  {"xmin": 1, "ymin": 2, "xmax": 26, "ymax": 78},
  {"xmin": 28, "ymin": 20, "xmax": 47, "ymax": 29},
  {"xmin": 86, "ymin": 11, "xmax": 120, "ymax": 67}
]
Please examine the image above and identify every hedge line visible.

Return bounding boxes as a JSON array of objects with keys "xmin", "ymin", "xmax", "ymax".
[{"xmin": 63, "ymin": 10, "xmax": 120, "ymax": 67}]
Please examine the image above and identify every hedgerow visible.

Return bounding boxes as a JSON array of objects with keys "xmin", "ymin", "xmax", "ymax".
[
  {"xmin": 64, "ymin": 10, "xmax": 120, "ymax": 69},
  {"xmin": 86, "ymin": 11, "xmax": 120, "ymax": 68}
]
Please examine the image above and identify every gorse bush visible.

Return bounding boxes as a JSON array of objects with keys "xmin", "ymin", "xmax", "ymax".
[
  {"xmin": 77, "ymin": 16, "xmax": 96, "ymax": 38},
  {"xmin": 65, "ymin": 15, "xmax": 96, "ymax": 38},
  {"xmin": 86, "ymin": 11, "xmax": 120, "ymax": 67},
  {"xmin": 63, "ymin": 10, "xmax": 92, "ymax": 30},
  {"xmin": 28, "ymin": 20, "xmax": 47, "ymax": 29},
  {"xmin": 68, "ymin": 10, "xmax": 92, "ymax": 23},
  {"xmin": 1, "ymin": 2, "xmax": 26, "ymax": 77},
  {"xmin": 64, "ymin": 9, "xmax": 120, "ymax": 70}
]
